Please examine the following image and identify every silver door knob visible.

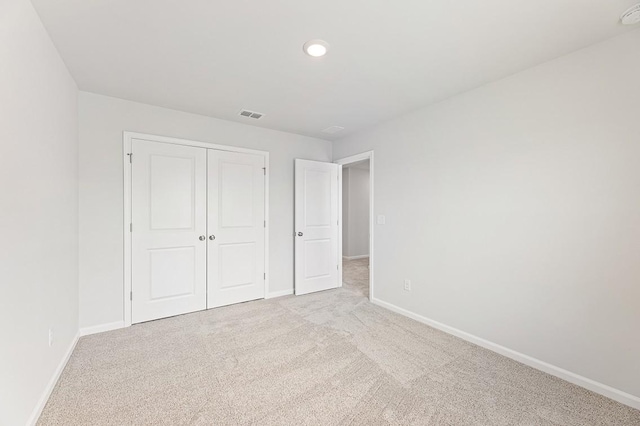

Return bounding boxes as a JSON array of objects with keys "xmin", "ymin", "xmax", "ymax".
[
  {"xmin": 297, "ymin": 232, "xmax": 303, "ymax": 237},
  {"xmin": 209, "ymin": 235, "xmax": 216, "ymax": 240},
  {"xmin": 199, "ymin": 235, "xmax": 206, "ymax": 241}
]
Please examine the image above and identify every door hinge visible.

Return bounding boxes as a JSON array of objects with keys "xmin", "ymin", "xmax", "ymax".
[
  {"xmin": 264, "ymin": 220, "xmax": 266, "ymax": 228},
  {"xmin": 263, "ymin": 167, "xmax": 266, "ymax": 175},
  {"xmin": 129, "ymin": 223, "xmax": 132, "ymax": 232},
  {"xmin": 263, "ymin": 273, "xmax": 266, "ymax": 280},
  {"xmin": 127, "ymin": 153, "xmax": 132, "ymax": 163},
  {"xmin": 130, "ymin": 291, "xmax": 132, "ymax": 301},
  {"xmin": 337, "ymin": 265, "xmax": 339, "ymax": 270}
]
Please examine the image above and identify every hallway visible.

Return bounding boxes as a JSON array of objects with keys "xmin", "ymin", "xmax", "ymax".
[{"xmin": 342, "ymin": 258, "xmax": 369, "ymax": 298}]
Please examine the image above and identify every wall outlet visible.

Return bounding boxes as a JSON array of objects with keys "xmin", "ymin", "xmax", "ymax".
[
  {"xmin": 377, "ymin": 215, "xmax": 386, "ymax": 225},
  {"xmin": 48, "ymin": 328, "xmax": 54, "ymax": 347},
  {"xmin": 404, "ymin": 279, "xmax": 411, "ymax": 291}
]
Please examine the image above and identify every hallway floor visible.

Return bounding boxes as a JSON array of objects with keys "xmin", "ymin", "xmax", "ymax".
[{"xmin": 342, "ymin": 257, "xmax": 369, "ymax": 298}]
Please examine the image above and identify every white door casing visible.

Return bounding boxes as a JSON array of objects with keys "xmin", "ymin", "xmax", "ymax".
[
  {"xmin": 334, "ymin": 151, "xmax": 375, "ymax": 301},
  {"xmin": 131, "ymin": 139, "xmax": 208, "ymax": 324},
  {"xmin": 294, "ymin": 159, "xmax": 340, "ymax": 295},
  {"xmin": 207, "ymin": 150, "xmax": 266, "ymax": 308}
]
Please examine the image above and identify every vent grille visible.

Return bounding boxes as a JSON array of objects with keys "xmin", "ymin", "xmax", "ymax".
[
  {"xmin": 239, "ymin": 109, "xmax": 264, "ymax": 120},
  {"xmin": 322, "ymin": 126, "xmax": 345, "ymax": 134}
]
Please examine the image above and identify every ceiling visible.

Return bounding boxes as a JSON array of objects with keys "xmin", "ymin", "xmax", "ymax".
[{"xmin": 31, "ymin": 0, "xmax": 638, "ymax": 141}]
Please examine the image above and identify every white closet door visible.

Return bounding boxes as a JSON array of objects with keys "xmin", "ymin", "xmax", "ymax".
[
  {"xmin": 131, "ymin": 140, "xmax": 208, "ymax": 323},
  {"xmin": 207, "ymin": 150, "xmax": 265, "ymax": 308},
  {"xmin": 294, "ymin": 159, "xmax": 340, "ymax": 295}
]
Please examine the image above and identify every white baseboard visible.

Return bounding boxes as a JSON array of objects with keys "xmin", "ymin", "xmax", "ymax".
[
  {"xmin": 343, "ymin": 255, "xmax": 369, "ymax": 260},
  {"xmin": 371, "ymin": 297, "xmax": 640, "ymax": 410},
  {"xmin": 27, "ymin": 331, "xmax": 80, "ymax": 426},
  {"xmin": 79, "ymin": 321, "xmax": 124, "ymax": 337},
  {"xmin": 265, "ymin": 289, "xmax": 293, "ymax": 299}
]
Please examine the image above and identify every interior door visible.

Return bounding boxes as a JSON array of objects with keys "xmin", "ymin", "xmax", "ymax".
[
  {"xmin": 294, "ymin": 159, "xmax": 340, "ymax": 295},
  {"xmin": 131, "ymin": 140, "xmax": 207, "ymax": 324},
  {"xmin": 207, "ymin": 150, "xmax": 265, "ymax": 308}
]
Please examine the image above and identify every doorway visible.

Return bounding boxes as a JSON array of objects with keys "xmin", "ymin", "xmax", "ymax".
[{"xmin": 336, "ymin": 151, "xmax": 374, "ymax": 300}]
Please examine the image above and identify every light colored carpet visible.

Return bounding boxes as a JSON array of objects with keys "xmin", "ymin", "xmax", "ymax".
[
  {"xmin": 39, "ymin": 259, "xmax": 640, "ymax": 425},
  {"xmin": 342, "ymin": 257, "xmax": 369, "ymax": 298}
]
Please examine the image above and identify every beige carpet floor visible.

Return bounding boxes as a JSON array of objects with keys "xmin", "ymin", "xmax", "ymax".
[
  {"xmin": 39, "ymin": 259, "xmax": 640, "ymax": 425},
  {"xmin": 342, "ymin": 257, "xmax": 370, "ymax": 298}
]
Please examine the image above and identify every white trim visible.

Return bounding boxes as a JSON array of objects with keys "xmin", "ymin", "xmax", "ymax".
[
  {"xmin": 123, "ymin": 135, "xmax": 132, "ymax": 327},
  {"xmin": 343, "ymin": 255, "xmax": 369, "ymax": 260},
  {"xmin": 371, "ymin": 297, "xmax": 640, "ymax": 410},
  {"xmin": 27, "ymin": 332, "xmax": 80, "ymax": 426},
  {"xmin": 79, "ymin": 321, "xmax": 125, "ymax": 337},
  {"xmin": 335, "ymin": 151, "xmax": 374, "ymax": 300},
  {"xmin": 265, "ymin": 289, "xmax": 293, "ymax": 299},
  {"xmin": 264, "ymin": 152, "xmax": 270, "ymax": 302},
  {"xmin": 123, "ymin": 131, "xmax": 270, "ymax": 155},
  {"xmin": 123, "ymin": 131, "xmax": 270, "ymax": 328},
  {"xmin": 337, "ymin": 165, "xmax": 343, "ymax": 288}
]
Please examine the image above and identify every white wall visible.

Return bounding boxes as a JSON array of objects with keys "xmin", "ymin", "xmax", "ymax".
[
  {"xmin": 78, "ymin": 92, "xmax": 332, "ymax": 329},
  {"xmin": 342, "ymin": 166, "xmax": 370, "ymax": 258},
  {"xmin": 333, "ymin": 29, "xmax": 640, "ymax": 400},
  {"xmin": 0, "ymin": 0, "xmax": 79, "ymax": 424}
]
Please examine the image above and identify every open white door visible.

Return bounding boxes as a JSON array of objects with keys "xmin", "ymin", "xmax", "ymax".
[
  {"xmin": 131, "ymin": 139, "xmax": 208, "ymax": 324},
  {"xmin": 207, "ymin": 150, "xmax": 266, "ymax": 308},
  {"xmin": 294, "ymin": 159, "xmax": 340, "ymax": 295}
]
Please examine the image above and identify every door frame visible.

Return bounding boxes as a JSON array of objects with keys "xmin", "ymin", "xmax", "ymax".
[
  {"xmin": 123, "ymin": 131, "xmax": 270, "ymax": 328},
  {"xmin": 335, "ymin": 151, "xmax": 374, "ymax": 300}
]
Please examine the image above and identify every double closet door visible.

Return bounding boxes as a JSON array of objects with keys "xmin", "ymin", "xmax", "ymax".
[{"xmin": 131, "ymin": 139, "xmax": 265, "ymax": 324}]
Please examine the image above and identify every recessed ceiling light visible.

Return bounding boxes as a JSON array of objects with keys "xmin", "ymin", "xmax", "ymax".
[
  {"xmin": 303, "ymin": 39, "xmax": 329, "ymax": 57},
  {"xmin": 620, "ymin": 3, "xmax": 640, "ymax": 25}
]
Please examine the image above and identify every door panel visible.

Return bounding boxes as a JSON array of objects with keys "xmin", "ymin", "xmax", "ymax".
[
  {"xmin": 149, "ymin": 247, "xmax": 196, "ymax": 299},
  {"xmin": 219, "ymin": 242, "xmax": 256, "ymax": 288},
  {"xmin": 208, "ymin": 150, "xmax": 265, "ymax": 308},
  {"xmin": 149, "ymin": 155, "xmax": 196, "ymax": 230},
  {"xmin": 220, "ymin": 163, "xmax": 255, "ymax": 227},
  {"xmin": 304, "ymin": 239, "xmax": 333, "ymax": 278},
  {"xmin": 304, "ymin": 169, "xmax": 332, "ymax": 226},
  {"xmin": 295, "ymin": 159, "xmax": 340, "ymax": 295},
  {"xmin": 131, "ymin": 140, "xmax": 207, "ymax": 323}
]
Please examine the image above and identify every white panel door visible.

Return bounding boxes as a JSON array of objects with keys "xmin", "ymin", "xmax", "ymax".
[
  {"xmin": 208, "ymin": 150, "xmax": 265, "ymax": 308},
  {"xmin": 294, "ymin": 159, "xmax": 340, "ymax": 295},
  {"xmin": 131, "ymin": 140, "xmax": 207, "ymax": 324}
]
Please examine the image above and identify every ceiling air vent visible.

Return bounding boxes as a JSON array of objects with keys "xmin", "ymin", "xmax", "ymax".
[
  {"xmin": 322, "ymin": 126, "xmax": 345, "ymax": 135},
  {"xmin": 238, "ymin": 109, "xmax": 264, "ymax": 119}
]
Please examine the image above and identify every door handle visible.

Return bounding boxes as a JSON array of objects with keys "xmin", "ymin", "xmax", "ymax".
[
  {"xmin": 297, "ymin": 232, "xmax": 303, "ymax": 237},
  {"xmin": 199, "ymin": 235, "xmax": 206, "ymax": 241},
  {"xmin": 209, "ymin": 235, "xmax": 216, "ymax": 241}
]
